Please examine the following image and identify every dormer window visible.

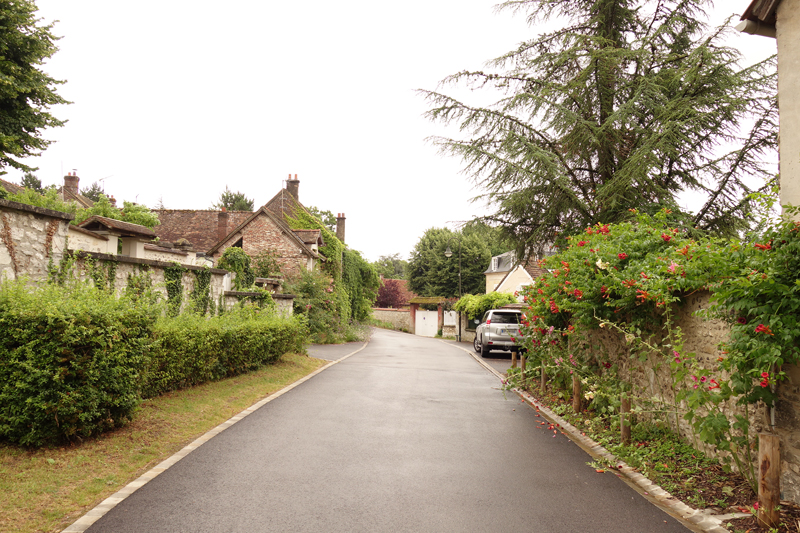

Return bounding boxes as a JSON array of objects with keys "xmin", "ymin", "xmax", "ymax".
[{"xmin": 491, "ymin": 257, "xmax": 499, "ymax": 271}]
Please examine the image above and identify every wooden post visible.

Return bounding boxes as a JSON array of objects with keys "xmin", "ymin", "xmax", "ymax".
[
  {"xmin": 572, "ymin": 373, "xmax": 581, "ymax": 413},
  {"xmin": 620, "ymin": 397, "xmax": 631, "ymax": 445},
  {"xmin": 511, "ymin": 350, "xmax": 517, "ymax": 369},
  {"xmin": 758, "ymin": 432, "xmax": 781, "ymax": 529},
  {"xmin": 540, "ymin": 366, "xmax": 547, "ymax": 391},
  {"xmin": 520, "ymin": 355, "xmax": 526, "ymax": 387}
]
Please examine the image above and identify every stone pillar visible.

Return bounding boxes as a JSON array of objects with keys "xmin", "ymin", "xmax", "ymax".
[
  {"xmin": 777, "ymin": 0, "xmax": 800, "ymax": 213},
  {"xmin": 63, "ymin": 172, "xmax": 79, "ymax": 197},
  {"xmin": 409, "ymin": 303, "xmax": 418, "ymax": 335}
]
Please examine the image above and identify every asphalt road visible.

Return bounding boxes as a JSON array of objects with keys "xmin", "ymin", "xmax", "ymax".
[{"xmin": 84, "ymin": 328, "xmax": 689, "ymax": 533}]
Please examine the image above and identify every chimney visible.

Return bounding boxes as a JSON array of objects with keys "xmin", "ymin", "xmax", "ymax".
[
  {"xmin": 64, "ymin": 171, "xmax": 79, "ymax": 197},
  {"xmin": 286, "ymin": 173, "xmax": 299, "ymax": 202},
  {"xmin": 336, "ymin": 213, "xmax": 346, "ymax": 244},
  {"xmin": 109, "ymin": 196, "xmax": 117, "ymax": 207},
  {"xmin": 218, "ymin": 208, "xmax": 229, "ymax": 241}
]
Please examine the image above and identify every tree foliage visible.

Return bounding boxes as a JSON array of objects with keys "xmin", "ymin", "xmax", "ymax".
[
  {"xmin": 423, "ymin": 0, "xmax": 777, "ymax": 257},
  {"xmin": 212, "ymin": 186, "xmax": 254, "ymax": 211},
  {"xmin": 20, "ymin": 172, "xmax": 43, "ymax": 193},
  {"xmin": 407, "ymin": 227, "xmax": 492, "ymax": 298},
  {"xmin": 0, "ymin": 2, "xmax": 68, "ymax": 172},
  {"xmin": 375, "ymin": 278, "xmax": 412, "ymax": 309},
  {"xmin": 73, "ymin": 194, "xmax": 160, "ymax": 228},
  {"xmin": 80, "ymin": 181, "xmax": 105, "ymax": 202},
  {"xmin": 371, "ymin": 253, "xmax": 409, "ymax": 279},
  {"xmin": 306, "ymin": 205, "xmax": 337, "ymax": 232}
]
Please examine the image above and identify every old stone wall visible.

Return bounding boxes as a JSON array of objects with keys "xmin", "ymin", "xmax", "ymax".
[
  {"xmin": 0, "ymin": 199, "xmax": 72, "ymax": 282},
  {"xmin": 371, "ymin": 308, "xmax": 411, "ymax": 331}
]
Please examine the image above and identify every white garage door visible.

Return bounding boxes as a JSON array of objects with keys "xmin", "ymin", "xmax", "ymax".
[{"xmin": 415, "ymin": 310, "xmax": 438, "ymax": 337}]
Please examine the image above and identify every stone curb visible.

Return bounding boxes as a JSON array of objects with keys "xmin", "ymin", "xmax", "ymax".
[
  {"xmin": 61, "ymin": 339, "xmax": 371, "ymax": 533},
  {"xmin": 443, "ymin": 341, "xmax": 749, "ymax": 533}
]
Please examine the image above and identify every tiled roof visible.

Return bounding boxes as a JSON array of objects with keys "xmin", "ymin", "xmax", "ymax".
[
  {"xmin": 484, "ymin": 250, "xmax": 516, "ymax": 274},
  {"xmin": 58, "ymin": 186, "xmax": 94, "ymax": 208},
  {"xmin": 0, "ymin": 178, "xmax": 24, "ymax": 195},
  {"xmin": 153, "ymin": 210, "xmax": 253, "ymax": 252},
  {"xmin": 293, "ymin": 229, "xmax": 323, "ymax": 246},
  {"xmin": 78, "ymin": 215, "xmax": 156, "ymax": 238},
  {"xmin": 741, "ymin": 0, "xmax": 778, "ymax": 24},
  {"xmin": 69, "ymin": 225, "xmax": 108, "ymax": 240}
]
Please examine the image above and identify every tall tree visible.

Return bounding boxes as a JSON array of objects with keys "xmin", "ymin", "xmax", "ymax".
[
  {"xmin": 20, "ymin": 172, "xmax": 43, "ymax": 193},
  {"xmin": 371, "ymin": 253, "xmax": 409, "ymax": 279},
  {"xmin": 212, "ymin": 186, "xmax": 254, "ymax": 211},
  {"xmin": 306, "ymin": 205, "xmax": 337, "ymax": 232},
  {"xmin": 0, "ymin": 2, "xmax": 68, "ymax": 172},
  {"xmin": 423, "ymin": 0, "xmax": 777, "ymax": 256},
  {"xmin": 80, "ymin": 181, "xmax": 104, "ymax": 202},
  {"xmin": 407, "ymin": 228, "xmax": 491, "ymax": 298}
]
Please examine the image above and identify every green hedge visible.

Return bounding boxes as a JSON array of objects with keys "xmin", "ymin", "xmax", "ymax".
[
  {"xmin": 0, "ymin": 281, "xmax": 308, "ymax": 447},
  {"xmin": 142, "ymin": 308, "xmax": 308, "ymax": 397},
  {"xmin": 0, "ymin": 281, "xmax": 156, "ymax": 447}
]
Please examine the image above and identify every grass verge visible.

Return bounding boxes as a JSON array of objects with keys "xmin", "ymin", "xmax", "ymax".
[{"xmin": 0, "ymin": 353, "xmax": 328, "ymax": 533}]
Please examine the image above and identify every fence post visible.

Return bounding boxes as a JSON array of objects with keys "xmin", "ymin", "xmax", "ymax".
[
  {"xmin": 511, "ymin": 350, "xmax": 517, "ymax": 369},
  {"xmin": 572, "ymin": 373, "xmax": 581, "ymax": 413},
  {"xmin": 621, "ymin": 396, "xmax": 631, "ymax": 445},
  {"xmin": 758, "ymin": 432, "xmax": 781, "ymax": 529}
]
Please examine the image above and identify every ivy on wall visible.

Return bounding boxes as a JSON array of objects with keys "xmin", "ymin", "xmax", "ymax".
[
  {"xmin": 190, "ymin": 266, "xmax": 214, "ymax": 315},
  {"xmin": 164, "ymin": 262, "xmax": 185, "ymax": 317}
]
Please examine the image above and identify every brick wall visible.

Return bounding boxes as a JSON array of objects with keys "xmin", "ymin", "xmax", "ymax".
[{"xmin": 212, "ymin": 212, "xmax": 312, "ymax": 277}]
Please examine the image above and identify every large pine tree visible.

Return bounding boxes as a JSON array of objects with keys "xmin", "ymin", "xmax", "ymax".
[{"xmin": 423, "ymin": 0, "xmax": 777, "ymax": 254}]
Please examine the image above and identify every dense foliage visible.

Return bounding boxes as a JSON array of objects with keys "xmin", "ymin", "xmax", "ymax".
[
  {"xmin": 423, "ymin": 0, "xmax": 777, "ymax": 256},
  {"xmin": 453, "ymin": 292, "xmax": 518, "ymax": 320},
  {"xmin": 0, "ymin": 281, "xmax": 157, "ymax": 446},
  {"xmin": 217, "ymin": 247, "xmax": 256, "ymax": 290},
  {"xmin": 375, "ymin": 278, "xmax": 412, "ymax": 309},
  {"xmin": 0, "ymin": 1, "xmax": 68, "ymax": 172},
  {"xmin": 509, "ymin": 208, "xmax": 800, "ymax": 490},
  {"xmin": 371, "ymin": 253, "xmax": 408, "ymax": 279},
  {"xmin": 407, "ymin": 227, "xmax": 492, "ymax": 297},
  {"xmin": 211, "ymin": 186, "xmax": 254, "ymax": 211}
]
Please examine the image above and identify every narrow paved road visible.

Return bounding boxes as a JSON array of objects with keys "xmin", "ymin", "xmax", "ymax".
[{"xmin": 84, "ymin": 329, "xmax": 689, "ymax": 532}]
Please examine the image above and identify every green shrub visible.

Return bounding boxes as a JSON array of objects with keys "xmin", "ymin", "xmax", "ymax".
[
  {"xmin": 0, "ymin": 280, "xmax": 157, "ymax": 446},
  {"xmin": 142, "ymin": 306, "xmax": 308, "ymax": 397},
  {"xmin": 453, "ymin": 292, "xmax": 518, "ymax": 320}
]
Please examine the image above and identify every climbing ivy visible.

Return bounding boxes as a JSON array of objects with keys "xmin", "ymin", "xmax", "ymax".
[
  {"xmin": 190, "ymin": 266, "xmax": 213, "ymax": 315},
  {"xmin": 217, "ymin": 247, "xmax": 255, "ymax": 290},
  {"xmin": 284, "ymin": 208, "xmax": 344, "ymax": 281},
  {"xmin": 83, "ymin": 256, "xmax": 118, "ymax": 293},
  {"xmin": 164, "ymin": 262, "xmax": 185, "ymax": 317}
]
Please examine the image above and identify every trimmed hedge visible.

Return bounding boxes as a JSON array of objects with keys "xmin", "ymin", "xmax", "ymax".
[
  {"xmin": 0, "ymin": 281, "xmax": 308, "ymax": 447},
  {"xmin": 0, "ymin": 281, "xmax": 156, "ymax": 447},
  {"xmin": 142, "ymin": 308, "xmax": 308, "ymax": 397}
]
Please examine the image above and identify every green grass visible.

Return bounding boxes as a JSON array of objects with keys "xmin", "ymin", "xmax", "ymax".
[{"xmin": 0, "ymin": 353, "xmax": 328, "ymax": 533}]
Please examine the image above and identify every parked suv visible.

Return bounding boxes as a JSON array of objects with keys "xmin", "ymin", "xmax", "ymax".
[{"xmin": 473, "ymin": 309, "xmax": 523, "ymax": 357}]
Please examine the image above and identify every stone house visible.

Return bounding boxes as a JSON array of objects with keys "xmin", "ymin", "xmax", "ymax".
[{"xmin": 153, "ymin": 175, "xmax": 343, "ymax": 277}]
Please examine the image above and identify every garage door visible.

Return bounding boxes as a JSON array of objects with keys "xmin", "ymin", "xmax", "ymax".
[{"xmin": 415, "ymin": 310, "xmax": 438, "ymax": 337}]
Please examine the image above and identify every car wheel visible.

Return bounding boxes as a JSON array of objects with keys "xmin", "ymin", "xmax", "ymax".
[{"xmin": 473, "ymin": 335, "xmax": 482, "ymax": 354}]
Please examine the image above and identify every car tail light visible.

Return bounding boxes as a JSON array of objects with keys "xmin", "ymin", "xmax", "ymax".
[{"xmin": 486, "ymin": 319, "xmax": 491, "ymax": 325}]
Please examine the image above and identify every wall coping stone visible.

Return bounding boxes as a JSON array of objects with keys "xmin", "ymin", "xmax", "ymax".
[
  {"xmin": 0, "ymin": 198, "xmax": 75, "ymax": 221},
  {"xmin": 224, "ymin": 290, "xmax": 295, "ymax": 299},
  {"xmin": 66, "ymin": 250, "xmax": 227, "ymax": 274}
]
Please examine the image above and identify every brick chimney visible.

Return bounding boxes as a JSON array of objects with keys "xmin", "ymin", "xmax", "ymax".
[
  {"xmin": 286, "ymin": 173, "xmax": 299, "ymax": 202},
  {"xmin": 63, "ymin": 171, "xmax": 79, "ymax": 197},
  {"xmin": 218, "ymin": 208, "xmax": 229, "ymax": 241},
  {"xmin": 336, "ymin": 213, "xmax": 346, "ymax": 244}
]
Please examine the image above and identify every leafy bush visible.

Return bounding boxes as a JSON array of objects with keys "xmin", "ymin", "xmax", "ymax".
[
  {"xmin": 217, "ymin": 247, "xmax": 255, "ymax": 290},
  {"xmin": 453, "ymin": 292, "xmax": 517, "ymax": 320},
  {"xmin": 252, "ymin": 249, "xmax": 282, "ymax": 278},
  {"xmin": 143, "ymin": 306, "xmax": 308, "ymax": 397},
  {"xmin": 0, "ymin": 280, "xmax": 157, "ymax": 446}
]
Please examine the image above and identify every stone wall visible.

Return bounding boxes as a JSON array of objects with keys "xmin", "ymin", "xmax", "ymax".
[
  {"xmin": 0, "ymin": 199, "xmax": 72, "ymax": 282},
  {"xmin": 371, "ymin": 308, "xmax": 411, "ymax": 331}
]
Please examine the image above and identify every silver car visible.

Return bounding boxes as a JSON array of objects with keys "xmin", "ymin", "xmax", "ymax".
[{"xmin": 473, "ymin": 309, "xmax": 523, "ymax": 357}]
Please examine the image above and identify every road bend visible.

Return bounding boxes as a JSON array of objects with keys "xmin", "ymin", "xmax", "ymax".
[{"xmin": 84, "ymin": 328, "xmax": 689, "ymax": 533}]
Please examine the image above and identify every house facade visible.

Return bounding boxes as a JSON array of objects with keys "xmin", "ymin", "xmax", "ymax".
[{"xmin": 484, "ymin": 251, "xmax": 548, "ymax": 295}]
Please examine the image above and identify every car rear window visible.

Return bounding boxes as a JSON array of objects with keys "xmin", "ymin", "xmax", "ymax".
[{"xmin": 491, "ymin": 313, "xmax": 520, "ymax": 324}]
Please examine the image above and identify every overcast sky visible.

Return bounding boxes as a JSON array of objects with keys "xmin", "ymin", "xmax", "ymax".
[{"xmin": 6, "ymin": 1, "xmax": 778, "ymax": 262}]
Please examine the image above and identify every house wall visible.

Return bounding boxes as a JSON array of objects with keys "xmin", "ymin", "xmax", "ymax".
[
  {"xmin": 495, "ymin": 266, "xmax": 533, "ymax": 295},
  {"xmin": 485, "ymin": 271, "xmax": 507, "ymax": 293},
  {"xmin": 68, "ymin": 226, "xmax": 113, "ymax": 254},
  {"xmin": 212, "ymin": 212, "xmax": 312, "ymax": 277},
  {"xmin": 0, "ymin": 199, "xmax": 71, "ymax": 282},
  {"xmin": 778, "ymin": 0, "xmax": 800, "ymax": 212}
]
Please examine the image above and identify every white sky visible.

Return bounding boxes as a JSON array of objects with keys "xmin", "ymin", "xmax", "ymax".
[{"xmin": 5, "ymin": 1, "xmax": 778, "ymax": 262}]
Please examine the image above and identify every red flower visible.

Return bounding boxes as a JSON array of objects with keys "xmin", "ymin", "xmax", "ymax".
[
  {"xmin": 618, "ymin": 252, "xmax": 628, "ymax": 260},
  {"xmin": 755, "ymin": 243, "xmax": 772, "ymax": 251},
  {"xmin": 549, "ymin": 300, "xmax": 559, "ymax": 314},
  {"xmin": 622, "ymin": 279, "xmax": 637, "ymax": 287},
  {"xmin": 661, "ymin": 234, "xmax": 672, "ymax": 242},
  {"xmin": 577, "ymin": 241, "xmax": 587, "ymax": 247},
  {"xmin": 737, "ymin": 317, "xmax": 747, "ymax": 325},
  {"xmin": 602, "ymin": 362, "xmax": 612, "ymax": 369},
  {"xmin": 599, "ymin": 224, "xmax": 610, "ymax": 235},
  {"xmin": 636, "ymin": 289, "xmax": 650, "ymax": 302},
  {"xmin": 755, "ymin": 324, "xmax": 774, "ymax": 335},
  {"xmin": 573, "ymin": 289, "xmax": 583, "ymax": 300}
]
